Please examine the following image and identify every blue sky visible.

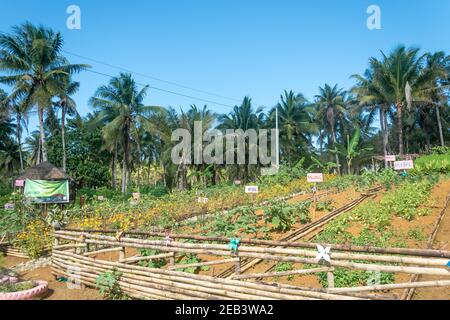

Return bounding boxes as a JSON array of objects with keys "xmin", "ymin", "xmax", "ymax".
[{"xmin": 1, "ymin": 0, "xmax": 450, "ymax": 132}]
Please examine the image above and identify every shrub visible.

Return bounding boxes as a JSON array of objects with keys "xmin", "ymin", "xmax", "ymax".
[
  {"xmin": 16, "ymin": 220, "xmax": 53, "ymax": 259},
  {"xmin": 413, "ymin": 151, "xmax": 450, "ymax": 175},
  {"xmin": 95, "ymin": 269, "xmax": 126, "ymax": 300}
]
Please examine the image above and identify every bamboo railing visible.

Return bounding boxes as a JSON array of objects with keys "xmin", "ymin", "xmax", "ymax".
[{"xmin": 52, "ymin": 229, "xmax": 450, "ymax": 300}]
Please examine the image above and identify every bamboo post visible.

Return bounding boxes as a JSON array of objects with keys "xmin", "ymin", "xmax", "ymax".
[
  {"xmin": 235, "ymin": 256, "xmax": 241, "ymax": 276},
  {"xmin": 119, "ymin": 247, "xmax": 126, "ymax": 261},
  {"xmin": 327, "ymin": 270, "xmax": 335, "ymax": 289},
  {"xmin": 170, "ymin": 252, "xmax": 175, "ymax": 266}
]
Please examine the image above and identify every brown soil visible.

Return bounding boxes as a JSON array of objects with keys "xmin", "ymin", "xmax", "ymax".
[
  {"xmin": 1, "ymin": 255, "xmax": 102, "ymax": 300},
  {"xmin": 413, "ymin": 179, "xmax": 450, "ymax": 300}
]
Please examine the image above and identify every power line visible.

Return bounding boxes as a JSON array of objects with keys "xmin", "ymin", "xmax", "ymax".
[
  {"xmin": 86, "ymin": 69, "xmax": 236, "ymax": 109},
  {"xmin": 63, "ymin": 49, "xmax": 242, "ymax": 104}
]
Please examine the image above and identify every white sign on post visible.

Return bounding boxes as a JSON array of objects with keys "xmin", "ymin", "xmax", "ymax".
[
  {"xmin": 307, "ymin": 173, "xmax": 324, "ymax": 183},
  {"xmin": 385, "ymin": 155, "xmax": 396, "ymax": 162},
  {"xmin": 245, "ymin": 186, "xmax": 259, "ymax": 194},
  {"xmin": 197, "ymin": 197, "xmax": 209, "ymax": 204},
  {"xmin": 394, "ymin": 160, "xmax": 414, "ymax": 171},
  {"xmin": 132, "ymin": 193, "xmax": 141, "ymax": 201}
]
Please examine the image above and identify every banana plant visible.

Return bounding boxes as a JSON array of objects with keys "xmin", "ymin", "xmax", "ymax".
[{"xmin": 330, "ymin": 128, "xmax": 373, "ymax": 174}]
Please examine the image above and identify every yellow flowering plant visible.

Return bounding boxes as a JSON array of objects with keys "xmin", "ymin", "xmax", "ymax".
[{"xmin": 16, "ymin": 220, "xmax": 53, "ymax": 259}]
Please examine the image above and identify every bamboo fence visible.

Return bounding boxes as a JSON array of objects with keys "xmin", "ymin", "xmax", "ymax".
[{"xmin": 52, "ymin": 229, "xmax": 450, "ymax": 300}]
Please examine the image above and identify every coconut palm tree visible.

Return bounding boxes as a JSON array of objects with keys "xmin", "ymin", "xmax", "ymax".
[
  {"xmin": 352, "ymin": 66, "xmax": 393, "ymax": 166},
  {"xmin": 54, "ymin": 78, "xmax": 79, "ymax": 171},
  {"xmin": 24, "ymin": 131, "xmax": 41, "ymax": 166},
  {"xmin": 369, "ymin": 46, "xmax": 433, "ymax": 154},
  {"xmin": 314, "ymin": 84, "xmax": 348, "ymax": 175},
  {"xmin": 90, "ymin": 73, "xmax": 160, "ymax": 193},
  {"xmin": 268, "ymin": 90, "xmax": 317, "ymax": 165},
  {"xmin": 0, "ymin": 23, "xmax": 89, "ymax": 163},
  {"xmin": 417, "ymin": 52, "xmax": 450, "ymax": 147},
  {"xmin": 218, "ymin": 97, "xmax": 265, "ymax": 182}
]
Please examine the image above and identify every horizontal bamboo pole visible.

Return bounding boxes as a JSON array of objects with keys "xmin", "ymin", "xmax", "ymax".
[
  {"xmin": 53, "ymin": 244, "xmax": 87, "ymax": 250},
  {"xmin": 237, "ymin": 252, "xmax": 450, "ymax": 277},
  {"xmin": 84, "ymin": 247, "xmax": 124, "ymax": 257},
  {"xmin": 233, "ymin": 267, "xmax": 334, "ymax": 280},
  {"xmin": 57, "ymin": 229, "xmax": 450, "ymax": 258},
  {"xmin": 328, "ymin": 280, "xmax": 450, "ymax": 294},
  {"xmin": 52, "ymin": 257, "xmax": 298, "ymax": 300},
  {"xmin": 55, "ymin": 237, "xmax": 450, "ymax": 277},
  {"xmin": 53, "ymin": 251, "xmax": 362, "ymax": 300},
  {"xmin": 168, "ymin": 258, "xmax": 239, "ymax": 270},
  {"xmin": 52, "ymin": 260, "xmax": 249, "ymax": 300},
  {"xmin": 120, "ymin": 253, "xmax": 173, "ymax": 264},
  {"xmin": 55, "ymin": 232, "xmax": 450, "ymax": 268},
  {"xmin": 53, "ymin": 256, "xmax": 292, "ymax": 301},
  {"xmin": 52, "ymin": 265, "xmax": 202, "ymax": 300}
]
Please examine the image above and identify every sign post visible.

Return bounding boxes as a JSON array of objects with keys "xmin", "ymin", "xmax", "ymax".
[
  {"xmin": 307, "ymin": 174, "xmax": 324, "ymax": 219},
  {"xmin": 394, "ymin": 160, "xmax": 414, "ymax": 171},
  {"xmin": 245, "ymin": 186, "xmax": 259, "ymax": 204},
  {"xmin": 385, "ymin": 155, "xmax": 396, "ymax": 162}
]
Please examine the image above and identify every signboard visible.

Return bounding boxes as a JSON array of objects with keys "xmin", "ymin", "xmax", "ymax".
[
  {"xmin": 15, "ymin": 179, "xmax": 25, "ymax": 187},
  {"xmin": 394, "ymin": 160, "xmax": 414, "ymax": 171},
  {"xmin": 234, "ymin": 180, "xmax": 241, "ymax": 186},
  {"xmin": 385, "ymin": 155, "xmax": 396, "ymax": 162},
  {"xmin": 197, "ymin": 197, "xmax": 209, "ymax": 204},
  {"xmin": 4, "ymin": 203, "xmax": 14, "ymax": 210},
  {"xmin": 307, "ymin": 173, "xmax": 324, "ymax": 183},
  {"xmin": 24, "ymin": 179, "xmax": 69, "ymax": 204},
  {"xmin": 97, "ymin": 195, "xmax": 105, "ymax": 201},
  {"xmin": 132, "ymin": 193, "xmax": 141, "ymax": 201},
  {"xmin": 245, "ymin": 186, "xmax": 259, "ymax": 194}
]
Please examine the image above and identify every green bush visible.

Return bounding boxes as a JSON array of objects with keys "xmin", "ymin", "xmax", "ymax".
[{"xmin": 413, "ymin": 151, "xmax": 450, "ymax": 175}]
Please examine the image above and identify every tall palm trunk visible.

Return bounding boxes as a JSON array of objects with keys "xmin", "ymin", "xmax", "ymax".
[
  {"xmin": 380, "ymin": 107, "xmax": 389, "ymax": 167},
  {"xmin": 436, "ymin": 104, "xmax": 445, "ymax": 147},
  {"xmin": 136, "ymin": 138, "xmax": 142, "ymax": 190},
  {"xmin": 331, "ymin": 127, "xmax": 341, "ymax": 175},
  {"xmin": 396, "ymin": 102, "xmax": 404, "ymax": 155},
  {"xmin": 16, "ymin": 115, "xmax": 23, "ymax": 171},
  {"xmin": 61, "ymin": 102, "xmax": 67, "ymax": 171},
  {"xmin": 121, "ymin": 131, "xmax": 129, "ymax": 194},
  {"xmin": 111, "ymin": 144, "xmax": 117, "ymax": 189},
  {"xmin": 38, "ymin": 106, "xmax": 48, "ymax": 163}
]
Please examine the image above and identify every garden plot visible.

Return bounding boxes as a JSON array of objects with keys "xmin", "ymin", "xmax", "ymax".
[{"xmin": 243, "ymin": 176, "xmax": 450, "ymax": 297}]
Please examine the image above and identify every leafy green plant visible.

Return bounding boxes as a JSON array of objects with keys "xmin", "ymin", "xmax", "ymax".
[
  {"xmin": 95, "ymin": 269, "xmax": 126, "ymax": 300},
  {"xmin": 263, "ymin": 201, "xmax": 298, "ymax": 232},
  {"xmin": 408, "ymin": 228, "xmax": 426, "ymax": 241},
  {"xmin": 0, "ymin": 281, "xmax": 36, "ymax": 293},
  {"xmin": 317, "ymin": 268, "xmax": 394, "ymax": 288},
  {"xmin": 274, "ymin": 262, "xmax": 295, "ymax": 281},
  {"xmin": 138, "ymin": 249, "xmax": 167, "ymax": 268},
  {"xmin": 316, "ymin": 200, "xmax": 334, "ymax": 212},
  {"xmin": 177, "ymin": 253, "xmax": 209, "ymax": 273}
]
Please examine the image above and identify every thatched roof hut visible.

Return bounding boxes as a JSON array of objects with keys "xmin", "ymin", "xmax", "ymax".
[{"xmin": 17, "ymin": 162, "xmax": 74, "ymax": 182}]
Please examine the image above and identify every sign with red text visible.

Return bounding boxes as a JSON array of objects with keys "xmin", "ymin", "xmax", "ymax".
[
  {"xmin": 394, "ymin": 160, "xmax": 414, "ymax": 171},
  {"xmin": 385, "ymin": 155, "xmax": 396, "ymax": 162},
  {"xmin": 245, "ymin": 186, "xmax": 259, "ymax": 194},
  {"xmin": 307, "ymin": 173, "xmax": 324, "ymax": 183}
]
